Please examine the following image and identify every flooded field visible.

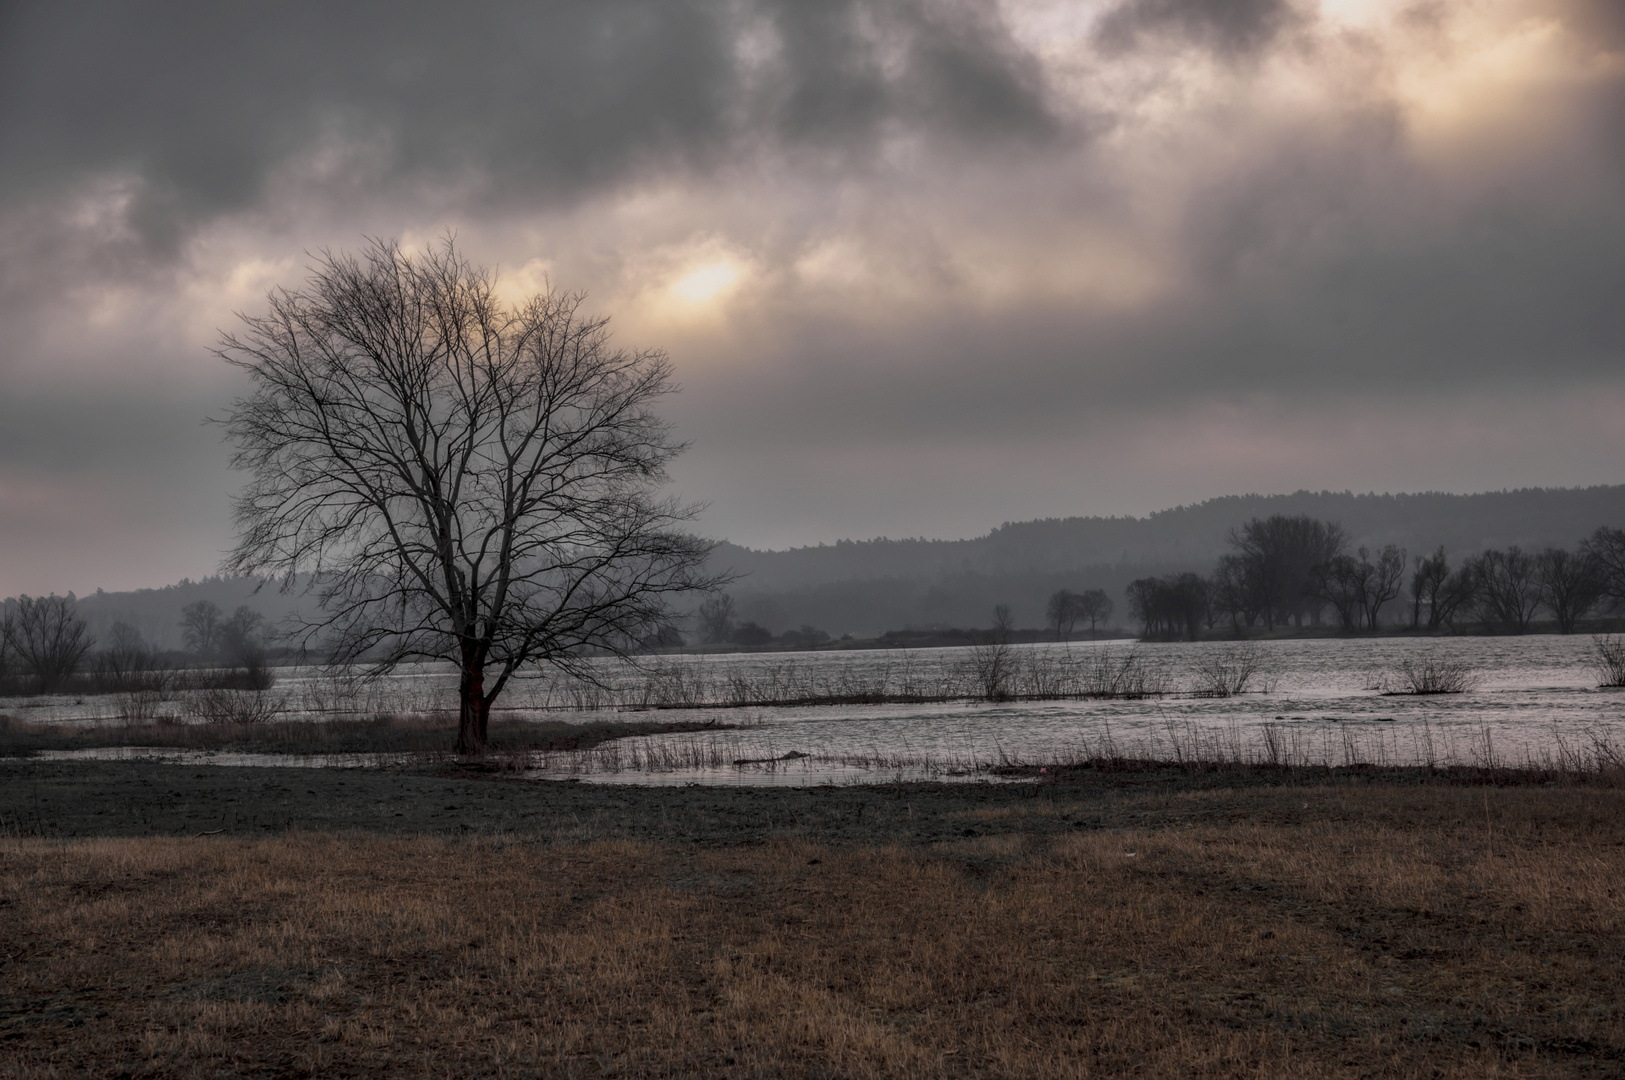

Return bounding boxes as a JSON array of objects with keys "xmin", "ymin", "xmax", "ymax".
[{"xmin": 6, "ymin": 636, "xmax": 1624, "ymax": 785}]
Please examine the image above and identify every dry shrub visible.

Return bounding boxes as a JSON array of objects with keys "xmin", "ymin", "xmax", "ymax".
[
  {"xmin": 114, "ymin": 688, "xmax": 170, "ymax": 724},
  {"xmin": 1388, "ymin": 655, "xmax": 1476, "ymax": 695},
  {"xmin": 179, "ymin": 687, "xmax": 281, "ymax": 724},
  {"xmin": 1191, "ymin": 644, "xmax": 1274, "ymax": 698},
  {"xmin": 1591, "ymin": 635, "xmax": 1625, "ymax": 688}
]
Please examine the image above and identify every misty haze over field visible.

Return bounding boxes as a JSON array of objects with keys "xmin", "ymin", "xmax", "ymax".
[
  {"xmin": 64, "ymin": 485, "xmax": 1625, "ymax": 647},
  {"xmin": 2, "ymin": 1, "xmax": 1623, "ymax": 597}
]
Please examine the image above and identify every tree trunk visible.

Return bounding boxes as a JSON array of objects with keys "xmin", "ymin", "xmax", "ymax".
[{"xmin": 456, "ymin": 642, "xmax": 491, "ymax": 755}]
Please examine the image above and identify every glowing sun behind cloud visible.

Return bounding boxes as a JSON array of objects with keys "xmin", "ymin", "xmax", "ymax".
[
  {"xmin": 670, "ymin": 259, "xmax": 743, "ymax": 306},
  {"xmin": 611, "ymin": 236, "xmax": 760, "ymax": 341}
]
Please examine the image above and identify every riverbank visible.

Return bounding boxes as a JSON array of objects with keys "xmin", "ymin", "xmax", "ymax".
[
  {"xmin": 0, "ymin": 714, "xmax": 736, "ymax": 760},
  {"xmin": 2, "ymin": 761, "xmax": 1622, "ymax": 1076},
  {"xmin": 655, "ymin": 619, "xmax": 1625, "ymax": 654}
]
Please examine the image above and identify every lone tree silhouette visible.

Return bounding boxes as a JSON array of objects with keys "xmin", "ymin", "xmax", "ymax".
[{"xmin": 219, "ymin": 239, "xmax": 718, "ymax": 753}]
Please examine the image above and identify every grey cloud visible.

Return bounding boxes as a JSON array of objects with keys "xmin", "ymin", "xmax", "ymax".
[
  {"xmin": 678, "ymin": 193, "xmax": 1625, "ymax": 448},
  {"xmin": 762, "ymin": 1, "xmax": 1055, "ymax": 146},
  {"xmin": 1093, "ymin": 0, "xmax": 1301, "ymax": 58},
  {"xmin": 0, "ymin": 0, "xmax": 1056, "ymax": 252}
]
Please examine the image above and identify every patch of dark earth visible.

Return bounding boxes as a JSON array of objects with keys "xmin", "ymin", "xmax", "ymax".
[{"xmin": 0, "ymin": 759, "xmax": 1573, "ymax": 846}]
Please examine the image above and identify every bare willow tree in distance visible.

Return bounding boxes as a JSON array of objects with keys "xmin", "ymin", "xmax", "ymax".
[{"xmin": 219, "ymin": 239, "xmax": 719, "ymax": 753}]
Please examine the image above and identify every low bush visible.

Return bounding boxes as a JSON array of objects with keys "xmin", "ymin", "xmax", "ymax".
[
  {"xmin": 180, "ymin": 687, "xmax": 281, "ymax": 725},
  {"xmin": 1191, "ymin": 645, "xmax": 1273, "ymax": 698},
  {"xmin": 1388, "ymin": 656, "xmax": 1476, "ymax": 695},
  {"xmin": 1591, "ymin": 635, "xmax": 1625, "ymax": 687}
]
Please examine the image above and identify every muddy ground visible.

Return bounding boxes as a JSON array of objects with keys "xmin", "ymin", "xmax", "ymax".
[{"xmin": 0, "ymin": 757, "xmax": 1555, "ymax": 845}]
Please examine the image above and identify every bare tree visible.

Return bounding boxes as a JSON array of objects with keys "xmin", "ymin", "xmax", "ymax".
[
  {"xmin": 1210, "ymin": 554, "xmax": 1262, "ymax": 637},
  {"xmin": 1435, "ymin": 564, "xmax": 1481, "ymax": 632},
  {"xmin": 1045, "ymin": 589, "xmax": 1080, "ymax": 641},
  {"xmin": 1473, "ymin": 547, "xmax": 1541, "ymax": 633},
  {"xmin": 1312, "ymin": 553, "xmax": 1365, "ymax": 632},
  {"xmin": 1409, "ymin": 547, "xmax": 1448, "ymax": 629},
  {"xmin": 5, "ymin": 594, "xmax": 94, "ymax": 693},
  {"xmin": 1077, "ymin": 589, "xmax": 1113, "ymax": 635},
  {"xmin": 219, "ymin": 239, "xmax": 718, "ymax": 753},
  {"xmin": 1584, "ymin": 526, "xmax": 1625, "ymax": 608},
  {"xmin": 180, "ymin": 600, "xmax": 223, "ymax": 657},
  {"xmin": 1227, "ymin": 515, "xmax": 1345, "ymax": 630},
  {"xmin": 95, "ymin": 621, "xmax": 158, "ymax": 690},
  {"xmin": 216, "ymin": 605, "xmax": 274, "ymax": 689},
  {"xmin": 0, "ymin": 611, "xmax": 12, "ymax": 687},
  {"xmin": 1408, "ymin": 547, "xmax": 1478, "ymax": 631},
  {"xmin": 1127, "ymin": 574, "xmax": 1206, "ymax": 641},
  {"xmin": 1537, "ymin": 546, "xmax": 1605, "ymax": 633},
  {"xmin": 1360, "ymin": 544, "xmax": 1407, "ymax": 632},
  {"xmin": 219, "ymin": 605, "xmax": 265, "ymax": 662},
  {"xmin": 696, "ymin": 593, "xmax": 736, "ymax": 645}
]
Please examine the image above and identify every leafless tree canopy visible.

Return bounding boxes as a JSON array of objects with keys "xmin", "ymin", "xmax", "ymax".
[
  {"xmin": 1314, "ymin": 544, "xmax": 1406, "ymax": 633},
  {"xmin": 1078, "ymin": 589, "xmax": 1113, "ymax": 634},
  {"xmin": 1127, "ymin": 573, "xmax": 1208, "ymax": 642},
  {"xmin": 696, "ymin": 593, "xmax": 737, "ymax": 645},
  {"xmin": 1585, "ymin": 526, "xmax": 1625, "ymax": 605},
  {"xmin": 1046, "ymin": 588, "xmax": 1115, "ymax": 640},
  {"xmin": 219, "ymin": 239, "xmax": 717, "ymax": 752},
  {"xmin": 1472, "ymin": 547, "xmax": 1542, "ymax": 634},
  {"xmin": 1537, "ymin": 546, "xmax": 1605, "ymax": 634},
  {"xmin": 1226, "ymin": 515, "xmax": 1345, "ymax": 630},
  {"xmin": 1045, "ymin": 589, "xmax": 1080, "ymax": 641},
  {"xmin": 180, "ymin": 600, "xmax": 223, "ymax": 656},
  {"xmin": 3, "ymin": 594, "xmax": 93, "ymax": 693}
]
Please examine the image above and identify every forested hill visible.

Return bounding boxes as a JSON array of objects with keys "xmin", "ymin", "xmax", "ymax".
[
  {"xmin": 28, "ymin": 486, "xmax": 1625, "ymax": 647},
  {"xmin": 710, "ymin": 486, "xmax": 1625, "ymax": 636},
  {"xmin": 71, "ymin": 577, "xmax": 306, "ymax": 653}
]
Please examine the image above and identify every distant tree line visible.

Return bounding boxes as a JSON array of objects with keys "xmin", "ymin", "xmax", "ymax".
[
  {"xmin": 1126, "ymin": 516, "xmax": 1625, "ymax": 640},
  {"xmin": 0, "ymin": 593, "xmax": 274, "ymax": 695},
  {"xmin": 1044, "ymin": 589, "xmax": 1114, "ymax": 641},
  {"xmin": 694, "ymin": 593, "xmax": 834, "ymax": 650}
]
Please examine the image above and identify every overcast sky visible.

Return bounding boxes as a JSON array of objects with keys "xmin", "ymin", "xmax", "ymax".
[{"xmin": 1, "ymin": 0, "xmax": 1622, "ymax": 595}]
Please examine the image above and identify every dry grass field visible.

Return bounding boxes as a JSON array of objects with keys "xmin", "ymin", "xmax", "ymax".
[{"xmin": 2, "ymin": 779, "xmax": 1622, "ymax": 1077}]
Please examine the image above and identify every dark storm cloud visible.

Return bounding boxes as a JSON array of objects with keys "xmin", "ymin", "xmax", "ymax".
[
  {"xmin": 0, "ymin": 0, "xmax": 1054, "ymax": 250},
  {"xmin": 774, "ymin": 1, "xmax": 1057, "ymax": 144},
  {"xmin": 1093, "ymin": 0, "xmax": 1300, "ymax": 57}
]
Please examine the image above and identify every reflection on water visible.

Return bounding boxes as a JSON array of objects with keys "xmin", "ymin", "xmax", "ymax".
[{"xmin": 11, "ymin": 636, "xmax": 1625, "ymax": 785}]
